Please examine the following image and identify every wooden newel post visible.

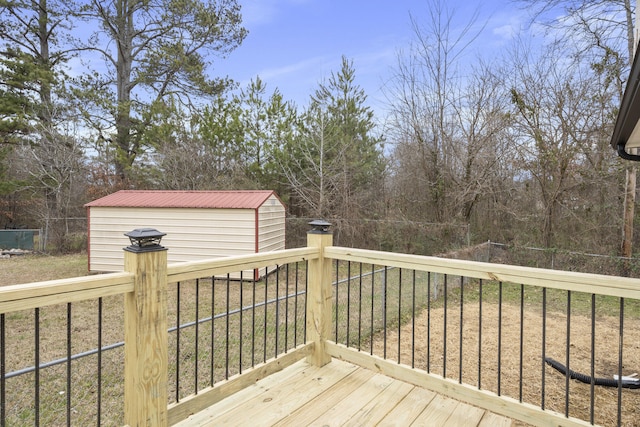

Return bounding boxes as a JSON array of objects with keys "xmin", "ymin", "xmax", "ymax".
[
  {"xmin": 306, "ymin": 220, "xmax": 333, "ymax": 367},
  {"xmin": 123, "ymin": 229, "xmax": 169, "ymax": 427}
]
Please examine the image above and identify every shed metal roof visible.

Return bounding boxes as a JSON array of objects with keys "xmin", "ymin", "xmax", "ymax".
[{"xmin": 84, "ymin": 190, "xmax": 281, "ymax": 209}]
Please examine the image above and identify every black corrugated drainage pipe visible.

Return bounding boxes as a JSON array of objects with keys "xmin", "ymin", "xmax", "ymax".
[{"xmin": 545, "ymin": 357, "xmax": 640, "ymax": 389}]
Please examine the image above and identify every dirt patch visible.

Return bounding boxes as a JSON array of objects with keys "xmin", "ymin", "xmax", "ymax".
[{"xmin": 373, "ymin": 302, "xmax": 640, "ymax": 427}]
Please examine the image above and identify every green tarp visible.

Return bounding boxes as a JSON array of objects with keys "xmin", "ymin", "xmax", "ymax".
[{"xmin": 0, "ymin": 230, "xmax": 35, "ymax": 250}]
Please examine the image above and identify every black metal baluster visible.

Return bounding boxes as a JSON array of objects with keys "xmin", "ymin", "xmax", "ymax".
[
  {"xmin": 96, "ymin": 298, "xmax": 102, "ymax": 427},
  {"xmin": 176, "ymin": 282, "xmax": 181, "ymax": 399},
  {"xmin": 411, "ymin": 270, "xmax": 416, "ymax": 369},
  {"xmin": 541, "ymin": 287, "xmax": 546, "ymax": 410},
  {"xmin": 370, "ymin": 264, "xmax": 375, "ymax": 356},
  {"xmin": 294, "ymin": 263, "xmax": 299, "ymax": 348},
  {"xmin": 35, "ymin": 307, "xmax": 40, "ymax": 427},
  {"xmin": 427, "ymin": 272, "xmax": 431, "ymax": 373},
  {"xmin": 263, "ymin": 268, "xmax": 268, "ymax": 364},
  {"xmin": 195, "ymin": 279, "xmax": 199, "ymax": 393},
  {"xmin": 0, "ymin": 313, "xmax": 4, "ymax": 427},
  {"xmin": 284, "ymin": 265, "xmax": 288, "ymax": 353},
  {"xmin": 347, "ymin": 261, "xmax": 351, "ymax": 347},
  {"xmin": 226, "ymin": 273, "xmax": 230, "ymax": 379},
  {"xmin": 398, "ymin": 268, "xmax": 402, "ymax": 364},
  {"xmin": 210, "ymin": 277, "xmax": 215, "ymax": 385},
  {"xmin": 565, "ymin": 291, "xmax": 571, "ymax": 417},
  {"xmin": 335, "ymin": 260, "xmax": 339, "ymax": 343},
  {"xmin": 383, "ymin": 266, "xmax": 388, "ymax": 360},
  {"xmin": 497, "ymin": 282, "xmax": 502, "ymax": 396},
  {"xmin": 519, "ymin": 284, "xmax": 524, "ymax": 402},
  {"xmin": 239, "ymin": 271, "xmax": 244, "ymax": 373},
  {"xmin": 358, "ymin": 263, "xmax": 363, "ymax": 351},
  {"xmin": 459, "ymin": 276, "xmax": 464, "ymax": 384},
  {"xmin": 478, "ymin": 279, "xmax": 483, "ymax": 390},
  {"xmin": 252, "ymin": 274, "xmax": 256, "ymax": 368},
  {"xmin": 443, "ymin": 274, "xmax": 448, "ymax": 378},
  {"xmin": 275, "ymin": 266, "xmax": 280, "ymax": 357},
  {"xmin": 617, "ymin": 298, "xmax": 624, "ymax": 427},
  {"xmin": 66, "ymin": 303, "xmax": 72, "ymax": 427},
  {"xmin": 590, "ymin": 294, "xmax": 595, "ymax": 425},
  {"xmin": 304, "ymin": 262, "xmax": 308, "ymax": 343}
]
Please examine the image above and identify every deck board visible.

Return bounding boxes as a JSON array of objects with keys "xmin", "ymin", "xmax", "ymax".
[
  {"xmin": 277, "ymin": 369, "xmax": 378, "ymax": 426},
  {"xmin": 341, "ymin": 378, "xmax": 415, "ymax": 426},
  {"xmin": 174, "ymin": 359, "xmax": 512, "ymax": 427},
  {"xmin": 303, "ymin": 372, "xmax": 400, "ymax": 426},
  {"xmin": 377, "ymin": 386, "xmax": 437, "ymax": 426}
]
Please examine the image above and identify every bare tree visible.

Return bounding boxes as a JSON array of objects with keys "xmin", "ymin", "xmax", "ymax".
[
  {"xmin": 515, "ymin": 0, "xmax": 635, "ymax": 263},
  {"xmin": 14, "ymin": 126, "xmax": 86, "ymax": 252},
  {"xmin": 280, "ymin": 104, "xmax": 340, "ymax": 219},
  {"xmin": 384, "ymin": 0, "xmax": 506, "ymax": 231},
  {"xmin": 507, "ymin": 38, "xmax": 618, "ymax": 249}
]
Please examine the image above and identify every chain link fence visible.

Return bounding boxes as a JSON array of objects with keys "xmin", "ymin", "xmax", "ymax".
[{"xmin": 285, "ymin": 217, "xmax": 470, "ymax": 255}]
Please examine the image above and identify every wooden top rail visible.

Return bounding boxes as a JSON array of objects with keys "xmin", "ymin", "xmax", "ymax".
[
  {"xmin": 325, "ymin": 246, "xmax": 640, "ymax": 300},
  {"xmin": 0, "ymin": 272, "xmax": 134, "ymax": 314},
  {"xmin": 166, "ymin": 247, "xmax": 319, "ymax": 283},
  {"xmin": 3, "ymin": 244, "xmax": 638, "ymax": 316},
  {"xmin": 0, "ymin": 247, "xmax": 318, "ymax": 315}
]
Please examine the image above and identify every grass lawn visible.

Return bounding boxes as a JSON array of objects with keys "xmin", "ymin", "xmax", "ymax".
[{"xmin": 0, "ymin": 253, "xmax": 88, "ymax": 286}]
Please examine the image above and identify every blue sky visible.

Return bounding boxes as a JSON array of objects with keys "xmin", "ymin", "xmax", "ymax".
[{"xmin": 215, "ymin": 0, "xmax": 529, "ymax": 115}]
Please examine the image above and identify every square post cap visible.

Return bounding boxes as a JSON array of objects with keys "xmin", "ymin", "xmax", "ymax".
[
  {"xmin": 308, "ymin": 219, "xmax": 332, "ymax": 234},
  {"xmin": 124, "ymin": 228, "xmax": 167, "ymax": 253}
]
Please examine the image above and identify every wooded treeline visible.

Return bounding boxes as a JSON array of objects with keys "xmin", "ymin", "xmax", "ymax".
[{"xmin": 0, "ymin": 0, "xmax": 636, "ymax": 267}]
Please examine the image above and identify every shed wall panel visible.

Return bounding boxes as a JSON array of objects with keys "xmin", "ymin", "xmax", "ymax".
[
  {"xmin": 89, "ymin": 207, "xmax": 259, "ymax": 272},
  {"xmin": 257, "ymin": 196, "xmax": 286, "ymax": 253}
]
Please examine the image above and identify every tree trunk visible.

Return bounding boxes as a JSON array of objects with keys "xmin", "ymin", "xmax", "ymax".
[{"xmin": 114, "ymin": 0, "xmax": 135, "ymax": 181}]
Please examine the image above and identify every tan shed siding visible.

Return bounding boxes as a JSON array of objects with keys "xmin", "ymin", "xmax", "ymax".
[
  {"xmin": 257, "ymin": 195, "xmax": 286, "ymax": 252},
  {"xmin": 89, "ymin": 207, "xmax": 256, "ymax": 272}
]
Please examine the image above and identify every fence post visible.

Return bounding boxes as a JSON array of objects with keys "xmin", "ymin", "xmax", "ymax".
[
  {"xmin": 122, "ymin": 229, "xmax": 168, "ymax": 427},
  {"xmin": 306, "ymin": 220, "xmax": 333, "ymax": 367}
]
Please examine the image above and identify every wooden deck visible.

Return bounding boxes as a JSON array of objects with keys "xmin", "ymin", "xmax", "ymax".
[{"xmin": 174, "ymin": 359, "xmax": 512, "ymax": 427}]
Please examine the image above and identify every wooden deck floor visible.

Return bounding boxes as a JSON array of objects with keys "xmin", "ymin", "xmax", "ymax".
[{"xmin": 174, "ymin": 359, "xmax": 512, "ymax": 426}]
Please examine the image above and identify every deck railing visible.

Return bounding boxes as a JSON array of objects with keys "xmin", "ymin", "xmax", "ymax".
[
  {"xmin": 324, "ymin": 246, "xmax": 640, "ymax": 427},
  {"xmin": 1, "ymin": 225, "xmax": 639, "ymax": 426},
  {"xmin": 164, "ymin": 246, "xmax": 316, "ymax": 423}
]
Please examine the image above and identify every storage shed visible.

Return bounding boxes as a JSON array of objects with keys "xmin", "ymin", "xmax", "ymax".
[{"xmin": 85, "ymin": 190, "xmax": 286, "ymax": 274}]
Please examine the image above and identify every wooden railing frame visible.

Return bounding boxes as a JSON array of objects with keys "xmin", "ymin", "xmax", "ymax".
[
  {"xmin": 323, "ymin": 246, "xmax": 640, "ymax": 427},
  {"xmin": 2, "ymin": 229, "xmax": 640, "ymax": 426},
  {"xmin": 0, "ymin": 239, "xmax": 319, "ymax": 427},
  {"xmin": 324, "ymin": 246, "xmax": 640, "ymax": 300}
]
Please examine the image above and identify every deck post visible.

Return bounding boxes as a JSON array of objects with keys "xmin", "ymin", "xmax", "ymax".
[
  {"xmin": 306, "ymin": 220, "xmax": 333, "ymax": 367},
  {"xmin": 123, "ymin": 229, "xmax": 169, "ymax": 427}
]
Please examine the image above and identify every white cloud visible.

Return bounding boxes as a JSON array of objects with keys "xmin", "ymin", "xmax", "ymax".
[
  {"xmin": 239, "ymin": 0, "xmax": 313, "ymax": 27},
  {"xmin": 493, "ymin": 22, "xmax": 520, "ymax": 40},
  {"xmin": 257, "ymin": 56, "xmax": 327, "ymax": 81}
]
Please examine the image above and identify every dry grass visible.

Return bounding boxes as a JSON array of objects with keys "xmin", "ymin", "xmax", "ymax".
[
  {"xmin": 0, "ymin": 254, "xmax": 120, "ymax": 425},
  {"xmin": 0, "ymin": 253, "xmax": 88, "ymax": 286},
  {"xmin": 371, "ymin": 299, "xmax": 640, "ymax": 427},
  {"xmin": 166, "ymin": 270, "xmax": 307, "ymax": 402}
]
